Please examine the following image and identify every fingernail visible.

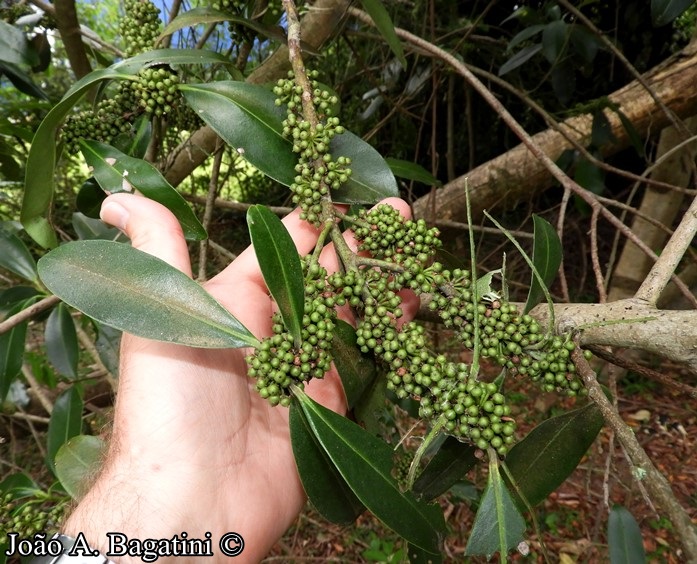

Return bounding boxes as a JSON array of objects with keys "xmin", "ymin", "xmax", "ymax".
[{"xmin": 100, "ymin": 201, "xmax": 130, "ymax": 231}]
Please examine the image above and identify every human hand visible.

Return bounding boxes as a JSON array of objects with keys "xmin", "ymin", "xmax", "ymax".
[{"xmin": 63, "ymin": 193, "xmax": 417, "ymax": 562}]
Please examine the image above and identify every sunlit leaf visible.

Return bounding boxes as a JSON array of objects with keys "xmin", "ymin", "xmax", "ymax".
[
  {"xmin": 359, "ymin": 0, "xmax": 407, "ymax": 68},
  {"xmin": 289, "ymin": 401, "xmax": 365, "ymax": 524},
  {"xmin": 294, "ymin": 387, "xmax": 445, "ymax": 553},
  {"xmin": 38, "ymin": 240, "xmax": 258, "ymax": 348},
  {"xmin": 608, "ymin": 505, "xmax": 647, "ymax": 564},
  {"xmin": 112, "ymin": 48, "xmax": 236, "ymax": 75},
  {"xmin": 247, "ymin": 205, "xmax": 304, "ymax": 345},
  {"xmin": 523, "ymin": 215, "xmax": 562, "ymax": 314},
  {"xmin": 46, "ymin": 387, "xmax": 84, "ymax": 474},
  {"xmin": 55, "ymin": 435, "xmax": 106, "ymax": 500},
  {"xmin": 0, "ymin": 20, "xmax": 38, "ymax": 67},
  {"xmin": 504, "ymin": 402, "xmax": 603, "ymax": 508},
  {"xmin": 79, "ymin": 140, "xmax": 206, "ymax": 241},
  {"xmin": 45, "ymin": 303, "xmax": 79, "ymax": 379}
]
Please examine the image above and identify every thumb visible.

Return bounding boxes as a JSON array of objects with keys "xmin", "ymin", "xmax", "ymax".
[{"xmin": 100, "ymin": 193, "xmax": 193, "ymax": 278}]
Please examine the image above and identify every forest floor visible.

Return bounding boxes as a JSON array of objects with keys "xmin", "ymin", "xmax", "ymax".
[{"xmin": 266, "ymin": 358, "xmax": 697, "ymax": 563}]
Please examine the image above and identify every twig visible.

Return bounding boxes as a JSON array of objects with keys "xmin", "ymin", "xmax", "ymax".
[
  {"xmin": 208, "ymin": 239, "xmax": 237, "ymax": 262},
  {"xmin": 16, "ymin": 404, "xmax": 47, "ymax": 458},
  {"xmin": 634, "ymin": 191, "xmax": 697, "ymax": 306},
  {"xmin": 589, "ymin": 205, "xmax": 607, "ymax": 303},
  {"xmin": 197, "ymin": 143, "xmax": 224, "ymax": 281},
  {"xmin": 571, "ymin": 346, "xmax": 697, "ymax": 560},
  {"xmin": 0, "ymin": 295, "xmax": 60, "ymax": 335},
  {"xmin": 587, "ymin": 345, "xmax": 697, "ymax": 399},
  {"xmin": 22, "ymin": 364, "xmax": 53, "ymax": 415},
  {"xmin": 74, "ymin": 321, "xmax": 117, "ymax": 392},
  {"xmin": 5, "ymin": 412, "xmax": 51, "ymax": 424}
]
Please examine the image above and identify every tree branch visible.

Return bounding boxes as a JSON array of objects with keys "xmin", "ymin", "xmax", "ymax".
[
  {"xmin": 54, "ymin": 0, "xmax": 93, "ymax": 80},
  {"xmin": 0, "ymin": 295, "xmax": 60, "ymax": 335}
]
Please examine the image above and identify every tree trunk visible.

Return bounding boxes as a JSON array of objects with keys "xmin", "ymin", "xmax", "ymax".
[{"xmin": 412, "ymin": 41, "xmax": 697, "ymax": 223}]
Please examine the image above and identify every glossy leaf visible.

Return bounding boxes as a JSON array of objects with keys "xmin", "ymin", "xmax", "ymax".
[
  {"xmin": 181, "ymin": 81, "xmax": 296, "ymax": 185},
  {"xmin": 0, "ymin": 61, "xmax": 48, "ymax": 100},
  {"xmin": 523, "ymin": 215, "xmax": 562, "ymax": 314},
  {"xmin": 247, "ymin": 205, "xmax": 304, "ymax": 345},
  {"xmin": 75, "ymin": 179, "xmax": 107, "ymax": 219},
  {"xmin": 499, "ymin": 44, "xmax": 542, "ymax": 76},
  {"xmin": 79, "ymin": 140, "xmax": 207, "ymax": 241},
  {"xmin": 608, "ymin": 505, "xmax": 647, "ymax": 564},
  {"xmin": 353, "ymin": 372, "xmax": 389, "ymax": 436},
  {"xmin": 289, "ymin": 401, "xmax": 365, "ymax": 524},
  {"xmin": 331, "ymin": 319, "xmax": 377, "ymax": 409},
  {"xmin": 112, "ymin": 48, "xmax": 235, "ymax": 75},
  {"xmin": 45, "ymin": 302, "xmax": 79, "ymax": 379},
  {"xmin": 0, "ymin": 298, "xmax": 36, "ymax": 401},
  {"xmin": 181, "ymin": 81, "xmax": 398, "ymax": 203},
  {"xmin": 0, "ymin": 226, "xmax": 37, "ymax": 282},
  {"xmin": 651, "ymin": 0, "xmax": 695, "ymax": 26},
  {"xmin": 55, "ymin": 435, "xmax": 106, "ymax": 500},
  {"xmin": 413, "ymin": 436, "xmax": 477, "ymax": 501},
  {"xmin": 38, "ymin": 240, "xmax": 258, "ymax": 348},
  {"xmin": 465, "ymin": 461, "xmax": 526, "ymax": 557},
  {"xmin": 360, "ymin": 0, "xmax": 407, "ymax": 68},
  {"xmin": 0, "ymin": 471, "xmax": 38, "ymax": 496},
  {"xmin": 22, "ymin": 69, "xmax": 133, "ymax": 248},
  {"xmin": 385, "ymin": 158, "xmax": 441, "ymax": 186},
  {"xmin": 504, "ymin": 402, "xmax": 603, "ymax": 508},
  {"xmin": 46, "ymin": 387, "xmax": 84, "ymax": 473},
  {"xmin": 294, "ymin": 388, "xmax": 445, "ymax": 553}
]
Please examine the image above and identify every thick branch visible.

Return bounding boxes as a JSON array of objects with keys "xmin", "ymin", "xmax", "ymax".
[
  {"xmin": 54, "ymin": 0, "xmax": 93, "ymax": 79},
  {"xmin": 163, "ymin": 0, "xmax": 351, "ymax": 186}
]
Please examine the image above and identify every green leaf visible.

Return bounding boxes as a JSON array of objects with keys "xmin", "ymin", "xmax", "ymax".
[
  {"xmin": 0, "ymin": 298, "xmax": 34, "ymax": 402},
  {"xmin": 406, "ymin": 544, "xmax": 443, "ymax": 564},
  {"xmin": 289, "ymin": 401, "xmax": 365, "ymax": 524},
  {"xmin": 499, "ymin": 43, "xmax": 542, "ymax": 76},
  {"xmin": 507, "ymin": 24, "xmax": 546, "ymax": 51},
  {"xmin": 465, "ymin": 460, "xmax": 526, "ymax": 557},
  {"xmin": 21, "ymin": 68, "xmax": 133, "ymax": 248},
  {"xmin": 72, "ymin": 212, "xmax": 127, "ymax": 242},
  {"xmin": 0, "ymin": 20, "xmax": 37, "ymax": 67},
  {"xmin": 504, "ymin": 402, "xmax": 604, "ymax": 508},
  {"xmin": 181, "ymin": 81, "xmax": 398, "ymax": 204},
  {"xmin": 93, "ymin": 321, "xmax": 121, "ymax": 377},
  {"xmin": 359, "ymin": 0, "xmax": 407, "ymax": 69},
  {"xmin": 112, "ymin": 48, "xmax": 236, "ymax": 75},
  {"xmin": 523, "ymin": 215, "xmax": 562, "ymax": 314},
  {"xmin": 0, "ymin": 61, "xmax": 48, "ymax": 100},
  {"xmin": 331, "ymin": 319, "xmax": 377, "ymax": 409},
  {"xmin": 0, "ymin": 225, "xmax": 37, "ymax": 282},
  {"xmin": 79, "ymin": 140, "xmax": 207, "ymax": 241},
  {"xmin": 651, "ymin": 0, "xmax": 695, "ymax": 26},
  {"xmin": 541, "ymin": 20, "xmax": 568, "ymax": 64},
  {"xmin": 46, "ymin": 387, "xmax": 84, "ymax": 474},
  {"xmin": 591, "ymin": 109, "xmax": 617, "ymax": 148},
  {"xmin": 575, "ymin": 156, "xmax": 605, "ymax": 194},
  {"xmin": 610, "ymin": 105, "xmax": 644, "ymax": 158},
  {"xmin": 75, "ymin": 179, "xmax": 107, "ymax": 219},
  {"xmin": 385, "ymin": 158, "xmax": 441, "ymax": 186},
  {"xmin": 413, "ymin": 436, "xmax": 478, "ymax": 501},
  {"xmin": 181, "ymin": 81, "xmax": 296, "ymax": 185},
  {"xmin": 55, "ymin": 435, "xmax": 106, "ymax": 500},
  {"xmin": 45, "ymin": 303, "xmax": 79, "ymax": 379},
  {"xmin": 247, "ymin": 205, "xmax": 304, "ymax": 346},
  {"xmin": 294, "ymin": 387, "xmax": 445, "ymax": 553},
  {"xmin": 38, "ymin": 240, "xmax": 258, "ymax": 348},
  {"xmin": 608, "ymin": 505, "xmax": 647, "ymax": 564},
  {"xmin": 331, "ymin": 131, "xmax": 399, "ymax": 204}
]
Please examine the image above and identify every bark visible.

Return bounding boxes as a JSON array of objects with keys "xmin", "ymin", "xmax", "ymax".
[
  {"xmin": 163, "ymin": 0, "xmax": 351, "ymax": 186},
  {"xmin": 412, "ymin": 41, "xmax": 697, "ymax": 223},
  {"xmin": 54, "ymin": 0, "xmax": 92, "ymax": 79}
]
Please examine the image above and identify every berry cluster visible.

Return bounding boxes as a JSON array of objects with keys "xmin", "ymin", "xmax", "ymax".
[
  {"xmin": 246, "ymin": 258, "xmax": 341, "ymax": 406},
  {"xmin": 274, "ymin": 72, "xmax": 352, "ymax": 224},
  {"xmin": 353, "ymin": 204, "xmax": 442, "ymax": 264},
  {"xmin": 0, "ymin": 493, "xmax": 67, "ymax": 545},
  {"xmin": 61, "ymin": 93, "xmax": 133, "ymax": 153},
  {"xmin": 120, "ymin": 0, "xmax": 162, "ymax": 57},
  {"xmin": 131, "ymin": 67, "xmax": 181, "ymax": 117}
]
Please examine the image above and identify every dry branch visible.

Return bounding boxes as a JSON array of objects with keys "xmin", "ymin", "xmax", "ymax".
[{"xmin": 411, "ymin": 41, "xmax": 697, "ymax": 223}]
